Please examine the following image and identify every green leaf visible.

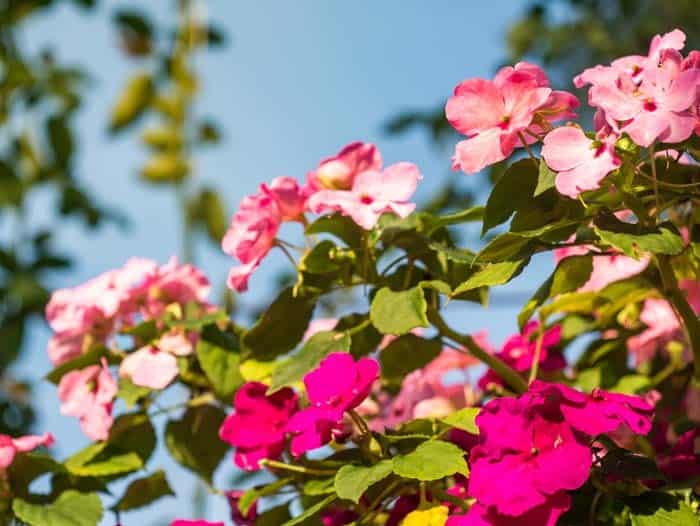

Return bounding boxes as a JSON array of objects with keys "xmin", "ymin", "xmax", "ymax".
[
  {"xmin": 196, "ymin": 331, "xmax": 243, "ymax": 400},
  {"xmin": 117, "ymin": 377, "xmax": 151, "ymax": 408},
  {"xmin": 303, "ymin": 477, "xmax": 336, "ymax": 496},
  {"xmin": 164, "ymin": 404, "xmax": 228, "ymax": 484},
  {"xmin": 109, "ymin": 73, "xmax": 153, "ymax": 133},
  {"xmin": 109, "ymin": 412, "xmax": 157, "ymax": 464},
  {"xmin": 628, "ymin": 492, "xmax": 698, "ymax": 526},
  {"xmin": 392, "ymin": 440, "xmax": 469, "ymax": 481},
  {"xmin": 282, "ymin": 495, "xmax": 336, "ymax": 526},
  {"xmin": 441, "ymin": 407, "xmax": 480, "ymax": 434},
  {"xmin": 114, "ymin": 470, "xmax": 174, "ymax": 511},
  {"xmin": 476, "ymin": 233, "xmax": 532, "ymax": 263},
  {"xmin": 370, "ymin": 287, "xmax": 429, "ymax": 335},
  {"xmin": 534, "ymin": 159, "xmax": 557, "ymax": 196},
  {"xmin": 483, "ymin": 159, "xmax": 538, "ymax": 234},
  {"xmin": 380, "ymin": 334, "xmax": 441, "ymax": 386},
  {"xmin": 299, "ymin": 240, "xmax": 341, "ymax": 274},
  {"xmin": 46, "ymin": 345, "xmax": 114, "ymax": 384},
  {"xmin": 594, "ymin": 216, "xmax": 684, "ymax": 258},
  {"xmin": 257, "ymin": 504, "xmax": 292, "ymax": 526},
  {"xmin": 239, "ymin": 478, "xmax": 292, "ymax": 515},
  {"xmin": 306, "ymin": 214, "xmax": 363, "ymax": 248},
  {"xmin": 243, "ymin": 288, "xmax": 317, "ymax": 360},
  {"xmin": 141, "ymin": 153, "xmax": 189, "ymax": 182},
  {"xmin": 334, "ymin": 460, "xmax": 394, "ymax": 503},
  {"xmin": 65, "ymin": 444, "xmax": 143, "ymax": 477},
  {"xmin": 451, "ymin": 260, "xmax": 525, "ymax": 297},
  {"xmin": 8, "ymin": 453, "xmax": 67, "ymax": 497},
  {"xmin": 13, "ymin": 491, "xmax": 103, "ymax": 526},
  {"xmin": 268, "ymin": 331, "xmax": 351, "ymax": 393}
]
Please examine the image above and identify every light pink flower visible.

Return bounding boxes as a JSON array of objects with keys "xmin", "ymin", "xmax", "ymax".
[
  {"xmin": 307, "ymin": 162, "xmax": 421, "ymax": 230},
  {"xmin": 446, "ymin": 62, "xmax": 577, "ymax": 174},
  {"xmin": 0, "ymin": 432, "xmax": 54, "ymax": 469},
  {"xmin": 222, "ymin": 193, "xmax": 281, "ymax": 292},
  {"xmin": 307, "ymin": 142, "xmax": 382, "ymax": 191},
  {"xmin": 119, "ymin": 346, "xmax": 180, "ymax": 390},
  {"xmin": 554, "ymin": 244, "xmax": 648, "ymax": 292},
  {"xmin": 287, "ymin": 353, "xmax": 379, "ymax": 456},
  {"xmin": 58, "ymin": 358, "xmax": 118, "ymax": 441},
  {"xmin": 137, "ymin": 257, "xmax": 211, "ymax": 318},
  {"xmin": 542, "ymin": 126, "xmax": 621, "ymax": 197},
  {"xmin": 219, "ymin": 382, "xmax": 298, "ymax": 471}
]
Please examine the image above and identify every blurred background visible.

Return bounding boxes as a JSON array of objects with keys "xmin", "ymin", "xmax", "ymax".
[{"xmin": 1, "ymin": 0, "xmax": 698, "ymax": 523}]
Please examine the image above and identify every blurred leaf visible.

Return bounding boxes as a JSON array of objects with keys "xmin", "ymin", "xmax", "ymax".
[
  {"xmin": 141, "ymin": 153, "xmax": 189, "ymax": 182},
  {"xmin": 380, "ymin": 334, "xmax": 441, "ymax": 387},
  {"xmin": 114, "ymin": 470, "xmax": 174, "ymax": 511},
  {"xmin": 109, "ymin": 73, "xmax": 153, "ymax": 133},
  {"xmin": 13, "ymin": 490, "xmax": 103, "ymax": 526},
  {"xmin": 441, "ymin": 407, "xmax": 480, "ymax": 434},
  {"xmin": 196, "ymin": 327, "xmax": 244, "ymax": 400}
]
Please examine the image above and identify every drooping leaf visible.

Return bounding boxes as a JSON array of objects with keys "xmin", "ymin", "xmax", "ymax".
[
  {"xmin": 370, "ymin": 287, "xmax": 429, "ymax": 335},
  {"xmin": 114, "ymin": 470, "xmax": 175, "ymax": 511},
  {"xmin": 482, "ymin": 159, "xmax": 538, "ymax": 234},
  {"xmin": 392, "ymin": 440, "xmax": 469, "ymax": 481},
  {"xmin": 334, "ymin": 461, "xmax": 394, "ymax": 503},
  {"xmin": 13, "ymin": 491, "xmax": 103, "ymax": 526},
  {"xmin": 451, "ymin": 260, "xmax": 526, "ymax": 297}
]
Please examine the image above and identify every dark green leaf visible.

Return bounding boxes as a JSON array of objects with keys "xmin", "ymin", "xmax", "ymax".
[
  {"xmin": 627, "ymin": 492, "xmax": 698, "ymax": 526},
  {"xmin": 114, "ymin": 470, "xmax": 174, "ymax": 511},
  {"xmin": 380, "ymin": 334, "xmax": 441, "ymax": 386},
  {"xmin": 13, "ymin": 491, "xmax": 103, "ymax": 526},
  {"xmin": 451, "ymin": 260, "xmax": 525, "ymax": 296},
  {"xmin": 483, "ymin": 159, "xmax": 538, "ymax": 234}
]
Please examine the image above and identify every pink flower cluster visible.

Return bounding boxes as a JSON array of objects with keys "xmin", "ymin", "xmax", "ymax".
[
  {"xmin": 445, "ymin": 62, "xmax": 578, "ymax": 174},
  {"xmin": 0, "ymin": 432, "xmax": 54, "ymax": 470},
  {"xmin": 222, "ymin": 142, "xmax": 421, "ymax": 292},
  {"xmin": 447, "ymin": 381, "xmax": 653, "ymax": 526},
  {"xmin": 479, "ymin": 322, "xmax": 564, "ymax": 390},
  {"xmin": 47, "ymin": 257, "xmax": 211, "ymax": 440},
  {"xmin": 219, "ymin": 353, "xmax": 378, "ymax": 470}
]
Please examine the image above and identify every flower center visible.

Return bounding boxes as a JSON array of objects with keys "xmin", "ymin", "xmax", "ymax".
[
  {"xmin": 643, "ymin": 99, "xmax": 657, "ymax": 112},
  {"xmin": 360, "ymin": 195, "xmax": 374, "ymax": 205}
]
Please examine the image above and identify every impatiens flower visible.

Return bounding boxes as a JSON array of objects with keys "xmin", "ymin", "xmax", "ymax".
[
  {"xmin": 541, "ymin": 125, "xmax": 621, "ymax": 197},
  {"xmin": 287, "ymin": 353, "xmax": 379, "ymax": 456},
  {"xmin": 447, "ymin": 493, "xmax": 571, "ymax": 526},
  {"xmin": 0, "ymin": 432, "xmax": 54, "ymax": 469},
  {"xmin": 307, "ymin": 162, "xmax": 421, "ymax": 230},
  {"xmin": 226, "ymin": 490, "xmax": 258, "ymax": 526},
  {"xmin": 656, "ymin": 427, "xmax": 700, "ymax": 481},
  {"xmin": 58, "ymin": 358, "xmax": 118, "ymax": 441},
  {"xmin": 219, "ymin": 382, "xmax": 298, "ymax": 471},
  {"xmin": 119, "ymin": 345, "xmax": 180, "ymax": 390},
  {"xmin": 478, "ymin": 322, "xmax": 564, "ymax": 390},
  {"xmin": 222, "ymin": 193, "xmax": 281, "ymax": 292},
  {"xmin": 554, "ymin": 243, "xmax": 648, "ymax": 292},
  {"xmin": 529, "ymin": 380, "xmax": 654, "ymax": 437},
  {"xmin": 307, "ymin": 142, "xmax": 382, "ymax": 191},
  {"xmin": 260, "ymin": 176, "xmax": 310, "ymax": 221},
  {"xmin": 468, "ymin": 394, "xmax": 591, "ymax": 516},
  {"xmin": 446, "ymin": 62, "xmax": 577, "ymax": 174},
  {"xmin": 402, "ymin": 506, "xmax": 449, "ymax": 526}
]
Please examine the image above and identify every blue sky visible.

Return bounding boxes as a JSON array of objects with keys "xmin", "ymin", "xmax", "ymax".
[{"xmin": 14, "ymin": 1, "xmax": 557, "ymax": 523}]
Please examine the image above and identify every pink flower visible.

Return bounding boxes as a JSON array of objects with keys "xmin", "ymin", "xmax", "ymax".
[
  {"xmin": 478, "ymin": 322, "xmax": 564, "ymax": 390},
  {"xmin": 58, "ymin": 358, "xmax": 118, "ymax": 441},
  {"xmin": 541, "ymin": 126, "xmax": 621, "ymax": 197},
  {"xmin": 554, "ymin": 244, "xmax": 648, "ymax": 292},
  {"xmin": 468, "ymin": 394, "xmax": 591, "ymax": 516},
  {"xmin": 446, "ymin": 62, "xmax": 577, "ymax": 174},
  {"xmin": 307, "ymin": 162, "xmax": 421, "ymax": 230},
  {"xmin": 0, "ymin": 432, "xmax": 54, "ymax": 469},
  {"xmin": 308, "ymin": 142, "xmax": 382, "ymax": 191},
  {"xmin": 119, "ymin": 345, "xmax": 180, "ymax": 390},
  {"xmin": 137, "ymin": 257, "xmax": 211, "ymax": 318},
  {"xmin": 219, "ymin": 382, "xmax": 298, "ymax": 471},
  {"xmin": 260, "ymin": 176, "xmax": 310, "ymax": 222},
  {"xmin": 447, "ymin": 493, "xmax": 571, "ymax": 526},
  {"xmin": 222, "ymin": 193, "xmax": 281, "ymax": 292},
  {"xmin": 529, "ymin": 381, "xmax": 654, "ymax": 437},
  {"xmin": 287, "ymin": 353, "xmax": 379, "ymax": 456},
  {"xmin": 226, "ymin": 490, "xmax": 258, "ymax": 526}
]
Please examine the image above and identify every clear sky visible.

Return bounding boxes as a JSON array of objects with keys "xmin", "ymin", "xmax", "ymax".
[{"xmin": 14, "ymin": 1, "xmax": 556, "ymax": 524}]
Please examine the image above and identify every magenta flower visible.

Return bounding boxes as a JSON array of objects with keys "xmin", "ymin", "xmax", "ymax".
[
  {"xmin": 0, "ymin": 432, "xmax": 54, "ymax": 469},
  {"xmin": 541, "ymin": 125, "xmax": 621, "ymax": 198},
  {"xmin": 307, "ymin": 141, "xmax": 382, "ymax": 191},
  {"xmin": 58, "ymin": 358, "xmax": 118, "ymax": 441},
  {"xmin": 529, "ymin": 381, "xmax": 654, "ymax": 437},
  {"xmin": 321, "ymin": 506, "xmax": 359, "ymax": 526},
  {"xmin": 226, "ymin": 490, "xmax": 258, "ymax": 526},
  {"xmin": 445, "ymin": 62, "xmax": 577, "ymax": 174},
  {"xmin": 307, "ymin": 162, "xmax": 421, "ymax": 230},
  {"xmin": 478, "ymin": 321, "xmax": 564, "ymax": 390},
  {"xmin": 468, "ymin": 395, "xmax": 591, "ymax": 516},
  {"xmin": 287, "ymin": 353, "xmax": 379, "ymax": 456},
  {"xmin": 219, "ymin": 382, "xmax": 298, "ymax": 471},
  {"xmin": 447, "ymin": 492, "xmax": 571, "ymax": 526}
]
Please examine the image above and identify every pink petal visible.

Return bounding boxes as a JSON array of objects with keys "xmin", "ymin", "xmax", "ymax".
[
  {"xmin": 120, "ymin": 347, "xmax": 179, "ymax": 390},
  {"xmin": 453, "ymin": 129, "xmax": 508, "ymax": 174},
  {"xmin": 446, "ymin": 79, "xmax": 505, "ymax": 135},
  {"xmin": 542, "ymin": 126, "xmax": 592, "ymax": 172}
]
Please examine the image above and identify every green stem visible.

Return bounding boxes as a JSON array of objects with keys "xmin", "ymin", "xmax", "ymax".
[
  {"xmin": 428, "ymin": 308, "xmax": 528, "ymax": 393},
  {"xmin": 527, "ymin": 321, "xmax": 545, "ymax": 384},
  {"xmin": 657, "ymin": 255, "xmax": 700, "ymax": 382},
  {"xmin": 259, "ymin": 459, "xmax": 336, "ymax": 477},
  {"xmin": 348, "ymin": 409, "xmax": 371, "ymax": 437}
]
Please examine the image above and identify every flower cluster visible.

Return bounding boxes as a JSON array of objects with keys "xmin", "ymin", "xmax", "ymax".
[{"xmin": 222, "ymin": 142, "xmax": 421, "ymax": 291}]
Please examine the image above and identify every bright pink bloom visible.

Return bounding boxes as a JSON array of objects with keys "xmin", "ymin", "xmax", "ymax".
[
  {"xmin": 308, "ymin": 142, "xmax": 382, "ymax": 190},
  {"xmin": 479, "ymin": 322, "xmax": 564, "ymax": 390},
  {"xmin": 219, "ymin": 382, "xmax": 298, "ymax": 471},
  {"xmin": 446, "ymin": 62, "xmax": 577, "ymax": 174},
  {"xmin": 58, "ymin": 358, "xmax": 118, "ymax": 441},
  {"xmin": 222, "ymin": 193, "xmax": 281, "ymax": 292},
  {"xmin": 529, "ymin": 380, "xmax": 654, "ymax": 437},
  {"xmin": 307, "ymin": 162, "xmax": 421, "ymax": 230},
  {"xmin": 447, "ymin": 493, "xmax": 571, "ymax": 526},
  {"xmin": 260, "ymin": 176, "xmax": 310, "ymax": 221},
  {"xmin": 542, "ymin": 126, "xmax": 621, "ymax": 197},
  {"xmin": 119, "ymin": 346, "xmax": 180, "ymax": 390},
  {"xmin": 554, "ymin": 243, "xmax": 648, "ymax": 292},
  {"xmin": 0, "ymin": 432, "xmax": 54, "ymax": 469},
  {"xmin": 287, "ymin": 353, "xmax": 378, "ymax": 456}
]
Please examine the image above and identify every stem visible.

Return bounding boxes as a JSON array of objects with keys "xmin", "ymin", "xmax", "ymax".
[
  {"xmin": 259, "ymin": 459, "xmax": 336, "ymax": 477},
  {"xmin": 528, "ymin": 322, "xmax": 545, "ymax": 384},
  {"xmin": 276, "ymin": 241, "xmax": 298, "ymax": 267},
  {"xmin": 348, "ymin": 409, "xmax": 371, "ymax": 437},
  {"xmin": 428, "ymin": 308, "xmax": 528, "ymax": 393},
  {"xmin": 657, "ymin": 255, "xmax": 700, "ymax": 382},
  {"xmin": 518, "ymin": 131, "xmax": 537, "ymax": 164}
]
